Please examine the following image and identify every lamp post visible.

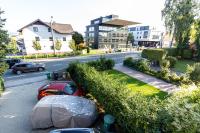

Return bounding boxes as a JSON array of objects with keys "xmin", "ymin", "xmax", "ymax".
[{"xmin": 50, "ymin": 16, "xmax": 56, "ymax": 55}]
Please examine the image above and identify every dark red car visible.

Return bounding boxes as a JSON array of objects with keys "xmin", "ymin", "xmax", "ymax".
[{"xmin": 38, "ymin": 81, "xmax": 84, "ymax": 100}]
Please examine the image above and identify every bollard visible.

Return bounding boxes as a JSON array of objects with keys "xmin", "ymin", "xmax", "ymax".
[
  {"xmin": 46, "ymin": 72, "xmax": 51, "ymax": 80},
  {"xmin": 103, "ymin": 114, "xmax": 115, "ymax": 132}
]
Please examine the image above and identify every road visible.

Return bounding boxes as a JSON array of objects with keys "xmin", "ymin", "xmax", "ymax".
[{"xmin": 4, "ymin": 52, "xmax": 141, "ymax": 81}]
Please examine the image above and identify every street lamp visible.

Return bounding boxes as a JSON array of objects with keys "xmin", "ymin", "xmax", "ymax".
[{"xmin": 50, "ymin": 16, "xmax": 56, "ymax": 55}]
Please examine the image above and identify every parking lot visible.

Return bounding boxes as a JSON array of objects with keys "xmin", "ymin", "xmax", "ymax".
[{"xmin": 0, "ymin": 75, "xmax": 54, "ymax": 133}]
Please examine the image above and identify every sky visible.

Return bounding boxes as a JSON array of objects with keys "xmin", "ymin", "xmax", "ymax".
[{"xmin": 0, "ymin": 0, "xmax": 166, "ymax": 35}]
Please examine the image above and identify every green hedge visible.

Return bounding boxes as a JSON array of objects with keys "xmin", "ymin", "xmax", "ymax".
[
  {"xmin": 7, "ymin": 52, "xmax": 81, "ymax": 59},
  {"xmin": 87, "ymin": 57, "xmax": 115, "ymax": 71},
  {"xmin": 0, "ymin": 77, "xmax": 5, "ymax": 94},
  {"xmin": 182, "ymin": 49, "xmax": 193, "ymax": 59},
  {"xmin": 142, "ymin": 49, "xmax": 167, "ymax": 64},
  {"xmin": 67, "ymin": 62, "xmax": 200, "ymax": 133},
  {"xmin": 164, "ymin": 48, "xmax": 177, "ymax": 57}
]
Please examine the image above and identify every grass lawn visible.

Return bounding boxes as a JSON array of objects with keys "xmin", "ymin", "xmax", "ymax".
[
  {"xmin": 81, "ymin": 49, "xmax": 105, "ymax": 56},
  {"xmin": 106, "ymin": 70, "xmax": 168, "ymax": 100},
  {"xmin": 174, "ymin": 60, "xmax": 197, "ymax": 73}
]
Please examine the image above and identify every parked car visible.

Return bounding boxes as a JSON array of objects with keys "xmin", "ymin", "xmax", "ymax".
[
  {"xmin": 5, "ymin": 58, "xmax": 22, "ymax": 69},
  {"xmin": 50, "ymin": 128, "xmax": 100, "ymax": 133},
  {"xmin": 37, "ymin": 81, "xmax": 84, "ymax": 100},
  {"xmin": 31, "ymin": 96, "xmax": 97, "ymax": 129},
  {"xmin": 12, "ymin": 62, "xmax": 45, "ymax": 74}
]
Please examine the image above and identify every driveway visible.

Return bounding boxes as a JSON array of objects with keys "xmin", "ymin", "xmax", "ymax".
[{"xmin": 0, "ymin": 75, "xmax": 53, "ymax": 133}]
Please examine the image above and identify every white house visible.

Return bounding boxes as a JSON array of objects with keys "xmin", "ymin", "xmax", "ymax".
[
  {"xmin": 17, "ymin": 19, "xmax": 74, "ymax": 55},
  {"xmin": 129, "ymin": 25, "xmax": 163, "ymax": 47}
]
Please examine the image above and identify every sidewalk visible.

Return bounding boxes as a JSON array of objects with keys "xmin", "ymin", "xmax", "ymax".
[{"xmin": 114, "ymin": 64, "xmax": 180, "ymax": 93}]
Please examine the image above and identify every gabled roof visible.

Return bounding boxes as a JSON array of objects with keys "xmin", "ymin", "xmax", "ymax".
[
  {"xmin": 103, "ymin": 19, "xmax": 140, "ymax": 26},
  {"xmin": 18, "ymin": 19, "xmax": 74, "ymax": 34}
]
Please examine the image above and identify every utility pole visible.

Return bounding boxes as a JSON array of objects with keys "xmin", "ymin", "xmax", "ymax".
[{"xmin": 50, "ymin": 16, "xmax": 56, "ymax": 55}]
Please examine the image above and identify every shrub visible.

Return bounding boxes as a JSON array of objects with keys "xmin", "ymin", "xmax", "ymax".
[
  {"xmin": 67, "ymin": 63, "xmax": 200, "ymax": 133},
  {"xmin": 161, "ymin": 60, "xmax": 170, "ymax": 69},
  {"xmin": 0, "ymin": 76, "xmax": 5, "ymax": 93},
  {"xmin": 161, "ymin": 90, "xmax": 200, "ymax": 132},
  {"xmin": 182, "ymin": 49, "xmax": 193, "ymax": 59},
  {"xmin": 164, "ymin": 48, "xmax": 177, "ymax": 57},
  {"xmin": 166, "ymin": 56, "xmax": 177, "ymax": 68},
  {"xmin": 142, "ymin": 49, "xmax": 167, "ymax": 65},
  {"xmin": 87, "ymin": 57, "xmax": 115, "ymax": 71},
  {"xmin": 187, "ymin": 63, "xmax": 200, "ymax": 83},
  {"xmin": 67, "ymin": 62, "xmax": 163, "ymax": 132},
  {"xmin": 123, "ymin": 57, "xmax": 133, "ymax": 67}
]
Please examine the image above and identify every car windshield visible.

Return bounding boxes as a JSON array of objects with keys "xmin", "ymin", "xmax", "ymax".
[{"xmin": 64, "ymin": 83, "xmax": 77, "ymax": 95}]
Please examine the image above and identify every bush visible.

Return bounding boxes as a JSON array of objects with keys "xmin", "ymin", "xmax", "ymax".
[
  {"xmin": 142, "ymin": 49, "xmax": 167, "ymax": 65},
  {"xmin": 87, "ymin": 57, "xmax": 115, "ymax": 71},
  {"xmin": 187, "ymin": 63, "xmax": 200, "ymax": 83},
  {"xmin": 164, "ymin": 48, "xmax": 177, "ymax": 57},
  {"xmin": 123, "ymin": 58, "xmax": 150, "ymax": 72},
  {"xmin": 67, "ymin": 63, "xmax": 162, "ymax": 132},
  {"xmin": 161, "ymin": 90, "xmax": 200, "ymax": 132},
  {"xmin": 0, "ymin": 76, "xmax": 5, "ymax": 93},
  {"xmin": 166, "ymin": 56, "xmax": 177, "ymax": 68},
  {"xmin": 67, "ymin": 63, "xmax": 200, "ymax": 133},
  {"xmin": 182, "ymin": 49, "xmax": 193, "ymax": 59}
]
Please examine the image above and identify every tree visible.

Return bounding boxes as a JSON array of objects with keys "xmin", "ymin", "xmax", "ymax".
[
  {"xmin": 72, "ymin": 32, "xmax": 84, "ymax": 50},
  {"xmin": 162, "ymin": 0, "xmax": 199, "ymax": 55},
  {"xmin": 194, "ymin": 19, "xmax": 200, "ymax": 59},
  {"xmin": 0, "ymin": 8, "xmax": 9, "ymax": 75},
  {"xmin": 126, "ymin": 33, "xmax": 134, "ymax": 50},
  {"xmin": 69, "ymin": 39, "xmax": 76, "ymax": 52},
  {"xmin": 32, "ymin": 40, "xmax": 41, "ymax": 58},
  {"xmin": 55, "ymin": 40, "xmax": 62, "ymax": 51},
  {"xmin": 7, "ymin": 38, "xmax": 19, "ymax": 54}
]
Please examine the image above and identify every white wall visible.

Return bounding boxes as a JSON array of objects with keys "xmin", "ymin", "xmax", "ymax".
[
  {"xmin": 129, "ymin": 26, "xmax": 162, "ymax": 43},
  {"xmin": 22, "ymin": 24, "xmax": 72, "ymax": 54}
]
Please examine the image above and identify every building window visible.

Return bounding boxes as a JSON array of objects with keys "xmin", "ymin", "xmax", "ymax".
[
  {"xmin": 137, "ymin": 37, "xmax": 138, "ymax": 39},
  {"xmin": 33, "ymin": 27, "xmax": 38, "ymax": 32},
  {"xmin": 49, "ymin": 37, "xmax": 53, "ymax": 41},
  {"xmin": 137, "ymin": 32, "xmax": 139, "ymax": 34},
  {"xmin": 143, "ymin": 31, "xmax": 148, "ymax": 38},
  {"xmin": 35, "ymin": 37, "xmax": 40, "ymax": 41},
  {"xmin": 48, "ymin": 27, "xmax": 51, "ymax": 32},
  {"xmin": 89, "ymin": 27, "xmax": 94, "ymax": 31},
  {"xmin": 63, "ymin": 37, "xmax": 66, "ymax": 41},
  {"xmin": 152, "ymin": 35, "xmax": 159, "ymax": 39}
]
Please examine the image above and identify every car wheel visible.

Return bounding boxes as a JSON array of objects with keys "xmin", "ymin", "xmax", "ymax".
[
  {"xmin": 38, "ymin": 67, "xmax": 44, "ymax": 71},
  {"xmin": 16, "ymin": 70, "xmax": 22, "ymax": 75}
]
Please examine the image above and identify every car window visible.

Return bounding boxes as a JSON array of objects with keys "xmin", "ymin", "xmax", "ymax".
[
  {"xmin": 64, "ymin": 83, "xmax": 77, "ymax": 95},
  {"xmin": 26, "ymin": 64, "xmax": 34, "ymax": 68}
]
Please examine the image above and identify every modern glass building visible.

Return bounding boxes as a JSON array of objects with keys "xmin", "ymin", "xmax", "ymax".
[{"xmin": 85, "ymin": 15, "xmax": 139, "ymax": 49}]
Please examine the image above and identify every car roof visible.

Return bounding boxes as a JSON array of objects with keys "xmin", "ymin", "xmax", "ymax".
[{"xmin": 15, "ymin": 62, "xmax": 32, "ymax": 65}]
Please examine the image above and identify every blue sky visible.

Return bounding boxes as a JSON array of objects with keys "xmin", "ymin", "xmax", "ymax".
[{"xmin": 0, "ymin": 0, "xmax": 165, "ymax": 34}]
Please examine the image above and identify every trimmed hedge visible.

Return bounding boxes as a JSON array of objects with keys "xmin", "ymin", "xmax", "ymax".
[
  {"xmin": 67, "ymin": 62, "xmax": 200, "ymax": 133},
  {"xmin": 7, "ymin": 51, "xmax": 81, "ymax": 59},
  {"xmin": 0, "ymin": 76, "xmax": 5, "ymax": 94},
  {"xmin": 87, "ymin": 57, "xmax": 115, "ymax": 71},
  {"xmin": 182, "ymin": 49, "xmax": 193, "ymax": 59},
  {"xmin": 142, "ymin": 49, "xmax": 167, "ymax": 64},
  {"xmin": 164, "ymin": 48, "xmax": 177, "ymax": 57}
]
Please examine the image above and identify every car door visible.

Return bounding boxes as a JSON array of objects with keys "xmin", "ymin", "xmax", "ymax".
[{"xmin": 26, "ymin": 64, "xmax": 36, "ymax": 72}]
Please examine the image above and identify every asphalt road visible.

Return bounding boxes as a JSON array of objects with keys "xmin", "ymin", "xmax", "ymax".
[{"xmin": 3, "ymin": 52, "xmax": 141, "ymax": 81}]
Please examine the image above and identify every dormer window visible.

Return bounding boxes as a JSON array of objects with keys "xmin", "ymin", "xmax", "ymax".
[
  {"xmin": 48, "ymin": 27, "xmax": 51, "ymax": 32},
  {"xmin": 33, "ymin": 27, "xmax": 38, "ymax": 32}
]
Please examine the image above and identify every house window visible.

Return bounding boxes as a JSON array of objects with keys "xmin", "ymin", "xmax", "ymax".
[
  {"xmin": 48, "ymin": 28, "xmax": 51, "ymax": 32},
  {"xmin": 63, "ymin": 37, "xmax": 66, "ymax": 41},
  {"xmin": 35, "ymin": 37, "xmax": 40, "ymax": 41},
  {"xmin": 49, "ymin": 37, "xmax": 53, "ymax": 41},
  {"xmin": 33, "ymin": 27, "xmax": 38, "ymax": 32}
]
